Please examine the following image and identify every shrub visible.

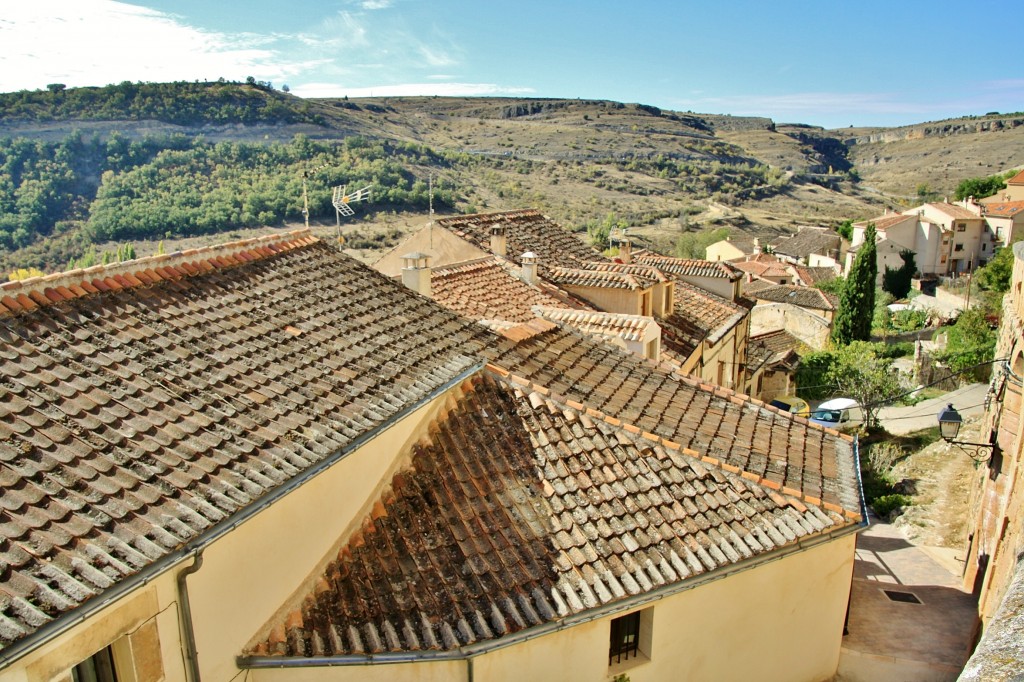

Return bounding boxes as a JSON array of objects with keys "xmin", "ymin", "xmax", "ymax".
[{"xmin": 872, "ymin": 494, "xmax": 913, "ymax": 518}]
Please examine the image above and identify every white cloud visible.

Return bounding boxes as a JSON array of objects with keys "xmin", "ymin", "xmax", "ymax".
[
  {"xmin": 0, "ymin": 0, "xmax": 320, "ymax": 90},
  {"xmin": 360, "ymin": 0, "xmax": 394, "ymax": 9},
  {"xmin": 291, "ymin": 82, "xmax": 535, "ymax": 99}
]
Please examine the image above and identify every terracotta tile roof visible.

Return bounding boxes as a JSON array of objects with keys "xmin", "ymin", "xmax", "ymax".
[
  {"xmin": 586, "ymin": 262, "xmax": 670, "ymax": 287},
  {"xmin": 922, "ymin": 202, "xmax": 983, "ymax": 221},
  {"xmin": 485, "ymin": 324, "xmax": 860, "ymax": 515},
  {"xmin": 983, "ymin": 200, "xmax": 1024, "ymax": 218},
  {"xmin": 794, "ymin": 266, "xmax": 839, "ymax": 287},
  {"xmin": 633, "ymin": 254, "xmax": 742, "ymax": 281},
  {"xmin": 772, "ymin": 228, "xmax": 841, "ymax": 261},
  {"xmin": 659, "ymin": 281, "xmax": 748, "ymax": 359},
  {"xmin": 547, "ymin": 267, "xmax": 650, "ymax": 291},
  {"xmin": 1009, "ymin": 169, "xmax": 1024, "ymax": 185},
  {"xmin": 0, "ymin": 231, "xmax": 494, "ymax": 651},
  {"xmin": 747, "ymin": 330, "xmax": 803, "ymax": 373},
  {"xmin": 733, "ymin": 259, "xmax": 791, "ymax": 280},
  {"xmin": 753, "ymin": 285, "xmax": 838, "ymax": 312},
  {"xmin": 245, "ymin": 370, "xmax": 859, "ymax": 658},
  {"xmin": 430, "ymin": 256, "xmax": 591, "ymax": 326},
  {"xmin": 741, "ymin": 278, "xmax": 775, "ymax": 295},
  {"xmin": 534, "ymin": 307, "xmax": 657, "ymax": 345},
  {"xmin": 854, "ymin": 213, "xmax": 914, "ymax": 231},
  {"xmin": 436, "ymin": 210, "xmax": 604, "ymax": 270}
]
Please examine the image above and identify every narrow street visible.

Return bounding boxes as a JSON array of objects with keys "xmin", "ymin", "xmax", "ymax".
[{"xmin": 876, "ymin": 383, "xmax": 989, "ymax": 435}]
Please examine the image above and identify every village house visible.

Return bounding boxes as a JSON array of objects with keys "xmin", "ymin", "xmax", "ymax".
[
  {"xmin": 848, "ymin": 202, "xmax": 997, "ymax": 279},
  {"xmin": 0, "ymin": 229, "xmax": 865, "ymax": 682},
  {"xmin": 771, "ymin": 227, "xmax": 842, "ymax": 268}
]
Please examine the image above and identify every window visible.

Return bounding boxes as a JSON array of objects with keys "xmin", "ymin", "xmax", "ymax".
[
  {"xmin": 609, "ymin": 612, "xmax": 641, "ymax": 665},
  {"xmin": 956, "ymin": 223, "xmax": 966, "ymax": 232},
  {"xmin": 73, "ymin": 647, "xmax": 118, "ymax": 682},
  {"xmin": 954, "ymin": 244, "xmax": 964, "ymax": 252},
  {"xmin": 982, "ymin": 243, "xmax": 988, "ymax": 252},
  {"xmin": 70, "ymin": 623, "xmax": 163, "ymax": 682}
]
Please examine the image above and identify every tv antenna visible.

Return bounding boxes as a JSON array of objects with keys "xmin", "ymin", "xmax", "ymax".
[{"xmin": 332, "ymin": 184, "xmax": 372, "ymax": 224}]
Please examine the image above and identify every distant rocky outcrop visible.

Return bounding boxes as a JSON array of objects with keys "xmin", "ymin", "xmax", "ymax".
[{"xmin": 845, "ymin": 116, "xmax": 1024, "ymax": 145}]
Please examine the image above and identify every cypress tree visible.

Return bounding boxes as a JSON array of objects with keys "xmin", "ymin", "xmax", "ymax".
[{"xmin": 831, "ymin": 223, "xmax": 878, "ymax": 345}]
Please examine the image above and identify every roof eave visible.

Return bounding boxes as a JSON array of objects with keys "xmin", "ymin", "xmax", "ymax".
[{"xmin": 236, "ymin": 518, "xmax": 864, "ymax": 670}]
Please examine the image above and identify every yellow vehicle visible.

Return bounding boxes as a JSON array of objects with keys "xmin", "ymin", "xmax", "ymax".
[{"xmin": 768, "ymin": 395, "xmax": 810, "ymax": 417}]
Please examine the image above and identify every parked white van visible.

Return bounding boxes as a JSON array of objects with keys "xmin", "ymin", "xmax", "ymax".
[{"xmin": 809, "ymin": 398, "xmax": 860, "ymax": 429}]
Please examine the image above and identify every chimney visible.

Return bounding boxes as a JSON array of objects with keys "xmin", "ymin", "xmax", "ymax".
[
  {"xmin": 753, "ymin": 237, "xmax": 760, "ymax": 254},
  {"xmin": 490, "ymin": 224, "xmax": 507, "ymax": 257},
  {"xmin": 400, "ymin": 252, "xmax": 431, "ymax": 297},
  {"xmin": 521, "ymin": 251, "xmax": 538, "ymax": 285},
  {"xmin": 618, "ymin": 237, "xmax": 632, "ymax": 264}
]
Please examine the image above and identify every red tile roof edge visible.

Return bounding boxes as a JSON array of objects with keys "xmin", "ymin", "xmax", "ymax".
[
  {"xmin": 0, "ymin": 229, "xmax": 316, "ymax": 316},
  {"xmin": 483, "ymin": 364, "xmax": 860, "ymax": 521}
]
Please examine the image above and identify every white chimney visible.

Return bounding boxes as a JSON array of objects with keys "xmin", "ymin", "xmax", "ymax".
[
  {"xmin": 521, "ymin": 251, "xmax": 538, "ymax": 285},
  {"xmin": 753, "ymin": 237, "xmax": 760, "ymax": 253},
  {"xmin": 490, "ymin": 224, "xmax": 507, "ymax": 257},
  {"xmin": 401, "ymin": 252, "xmax": 431, "ymax": 297}
]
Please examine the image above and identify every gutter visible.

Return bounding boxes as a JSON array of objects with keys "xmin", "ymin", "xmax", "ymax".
[
  {"xmin": 177, "ymin": 552, "xmax": 204, "ymax": 682},
  {"xmin": 238, "ymin": 520, "xmax": 865, "ymax": 669},
  {"xmin": 0, "ymin": 360, "xmax": 485, "ymax": 671}
]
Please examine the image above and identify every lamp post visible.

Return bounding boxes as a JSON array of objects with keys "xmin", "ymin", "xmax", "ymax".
[{"xmin": 936, "ymin": 403, "xmax": 996, "ymax": 461}]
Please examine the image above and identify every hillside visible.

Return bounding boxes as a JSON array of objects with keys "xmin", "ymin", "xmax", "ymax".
[{"xmin": 1, "ymin": 82, "xmax": 1022, "ymax": 272}]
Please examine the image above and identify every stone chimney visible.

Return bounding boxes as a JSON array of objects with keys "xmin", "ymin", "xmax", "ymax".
[
  {"xmin": 401, "ymin": 252, "xmax": 431, "ymax": 297},
  {"xmin": 618, "ymin": 237, "xmax": 632, "ymax": 264},
  {"xmin": 521, "ymin": 251, "xmax": 538, "ymax": 286},
  {"xmin": 490, "ymin": 224, "xmax": 507, "ymax": 257}
]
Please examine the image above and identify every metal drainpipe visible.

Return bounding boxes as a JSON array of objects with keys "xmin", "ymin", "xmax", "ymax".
[{"xmin": 177, "ymin": 551, "xmax": 205, "ymax": 682}]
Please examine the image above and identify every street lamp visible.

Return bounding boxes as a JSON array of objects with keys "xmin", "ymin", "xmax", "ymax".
[{"xmin": 936, "ymin": 403, "xmax": 996, "ymax": 461}]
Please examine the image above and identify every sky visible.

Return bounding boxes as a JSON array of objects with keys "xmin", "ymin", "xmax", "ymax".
[{"xmin": 1, "ymin": 0, "xmax": 1022, "ymax": 129}]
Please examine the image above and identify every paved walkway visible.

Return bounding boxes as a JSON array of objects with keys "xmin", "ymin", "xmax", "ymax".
[
  {"xmin": 877, "ymin": 383, "xmax": 989, "ymax": 436},
  {"xmin": 836, "ymin": 517, "xmax": 979, "ymax": 681}
]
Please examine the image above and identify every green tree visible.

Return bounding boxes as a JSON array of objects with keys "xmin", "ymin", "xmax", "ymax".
[
  {"xmin": 954, "ymin": 171, "xmax": 1015, "ymax": 201},
  {"xmin": 831, "ymin": 223, "xmax": 877, "ymax": 345},
  {"xmin": 827, "ymin": 341, "xmax": 902, "ymax": 429},
  {"xmin": 937, "ymin": 307, "xmax": 996, "ymax": 381},
  {"xmin": 882, "ymin": 249, "xmax": 916, "ymax": 299},
  {"xmin": 836, "ymin": 219, "xmax": 853, "ymax": 241},
  {"xmin": 975, "ymin": 244, "xmax": 1016, "ymax": 293}
]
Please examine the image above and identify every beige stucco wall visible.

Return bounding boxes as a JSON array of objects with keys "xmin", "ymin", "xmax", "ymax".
[
  {"xmin": 373, "ymin": 225, "xmax": 488, "ymax": 277},
  {"xmin": 696, "ymin": 317, "xmax": 747, "ymax": 389},
  {"xmin": 249, "ymin": 533, "xmax": 856, "ymax": 682},
  {"xmin": 561, "ymin": 285, "xmax": 647, "ymax": 316},
  {"xmin": 679, "ymin": 274, "xmax": 738, "ymax": 301},
  {"xmin": 706, "ymin": 241, "xmax": 747, "ymax": 262},
  {"xmin": 750, "ymin": 303, "xmax": 830, "ymax": 350}
]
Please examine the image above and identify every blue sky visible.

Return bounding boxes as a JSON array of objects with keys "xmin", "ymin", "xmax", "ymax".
[{"xmin": 2, "ymin": 0, "xmax": 1022, "ymax": 129}]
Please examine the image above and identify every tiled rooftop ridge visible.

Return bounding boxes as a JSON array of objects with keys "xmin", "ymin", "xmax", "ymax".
[
  {"xmin": 482, "ymin": 322, "xmax": 862, "ymax": 516},
  {"xmin": 0, "ymin": 230, "xmax": 316, "ymax": 317},
  {"xmin": 245, "ymin": 369, "xmax": 856, "ymax": 658},
  {"xmin": 485, "ymin": 364, "xmax": 859, "ymax": 522}
]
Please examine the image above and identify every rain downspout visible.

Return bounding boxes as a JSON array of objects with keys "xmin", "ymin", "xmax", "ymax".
[{"xmin": 177, "ymin": 551, "xmax": 205, "ymax": 682}]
